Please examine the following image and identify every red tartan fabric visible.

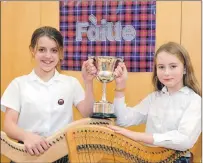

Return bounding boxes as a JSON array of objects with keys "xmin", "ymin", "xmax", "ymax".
[{"xmin": 60, "ymin": 0, "xmax": 156, "ymax": 72}]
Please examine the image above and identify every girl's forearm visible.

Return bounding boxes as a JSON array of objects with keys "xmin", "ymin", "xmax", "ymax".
[
  {"xmin": 82, "ymin": 82, "xmax": 94, "ymax": 117},
  {"xmin": 122, "ymin": 130, "xmax": 154, "ymax": 145},
  {"xmin": 3, "ymin": 121, "xmax": 28, "ymax": 142},
  {"xmin": 115, "ymin": 91, "xmax": 125, "ymax": 98}
]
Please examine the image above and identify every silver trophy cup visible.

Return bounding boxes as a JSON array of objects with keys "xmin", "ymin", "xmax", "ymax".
[{"xmin": 89, "ymin": 56, "xmax": 123, "ymax": 119}]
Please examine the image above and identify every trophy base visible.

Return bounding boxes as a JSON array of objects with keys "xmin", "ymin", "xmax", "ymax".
[
  {"xmin": 91, "ymin": 101, "xmax": 117, "ymax": 119},
  {"xmin": 91, "ymin": 113, "xmax": 117, "ymax": 119}
]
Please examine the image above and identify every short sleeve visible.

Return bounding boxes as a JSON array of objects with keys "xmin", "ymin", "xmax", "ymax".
[
  {"xmin": 72, "ymin": 78, "xmax": 85, "ymax": 107},
  {"xmin": 1, "ymin": 79, "xmax": 21, "ymax": 112}
]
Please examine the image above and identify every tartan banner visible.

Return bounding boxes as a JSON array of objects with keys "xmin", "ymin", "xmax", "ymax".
[{"xmin": 60, "ymin": 0, "xmax": 156, "ymax": 72}]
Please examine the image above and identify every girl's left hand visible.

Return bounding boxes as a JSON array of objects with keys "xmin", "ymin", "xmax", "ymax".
[
  {"xmin": 114, "ymin": 62, "xmax": 128, "ymax": 89},
  {"xmin": 108, "ymin": 125, "xmax": 153, "ymax": 144},
  {"xmin": 82, "ymin": 59, "xmax": 97, "ymax": 82}
]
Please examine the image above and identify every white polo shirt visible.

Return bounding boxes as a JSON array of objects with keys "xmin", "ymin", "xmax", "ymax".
[
  {"xmin": 1, "ymin": 70, "xmax": 85, "ymax": 137},
  {"xmin": 114, "ymin": 86, "xmax": 201, "ymax": 151}
]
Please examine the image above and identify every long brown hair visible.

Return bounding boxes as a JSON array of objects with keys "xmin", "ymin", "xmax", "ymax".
[
  {"xmin": 152, "ymin": 42, "xmax": 201, "ymax": 96},
  {"xmin": 29, "ymin": 26, "xmax": 64, "ymax": 71}
]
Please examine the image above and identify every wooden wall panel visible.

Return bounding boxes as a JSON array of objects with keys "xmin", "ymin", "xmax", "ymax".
[
  {"xmin": 1, "ymin": 2, "xmax": 41, "ymax": 162},
  {"xmin": 1, "ymin": 1, "xmax": 41, "ymax": 95},
  {"xmin": 181, "ymin": 2, "xmax": 202, "ymax": 162},
  {"xmin": 181, "ymin": 1, "xmax": 201, "ymax": 85},
  {"xmin": 156, "ymin": 1, "xmax": 181, "ymax": 48},
  {"xmin": 40, "ymin": 1, "xmax": 59, "ymax": 28}
]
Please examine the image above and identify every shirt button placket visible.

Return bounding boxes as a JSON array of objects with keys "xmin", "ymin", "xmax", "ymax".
[{"xmin": 45, "ymin": 85, "xmax": 51, "ymax": 135}]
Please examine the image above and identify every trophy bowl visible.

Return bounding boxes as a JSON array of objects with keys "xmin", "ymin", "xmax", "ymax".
[
  {"xmin": 93, "ymin": 56, "xmax": 122, "ymax": 83},
  {"xmin": 89, "ymin": 56, "xmax": 123, "ymax": 119}
]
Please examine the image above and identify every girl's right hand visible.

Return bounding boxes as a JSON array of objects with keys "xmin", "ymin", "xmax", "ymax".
[
  {"xmin": 82, "ymin": 58, "xmax": 97, "ymax": 83},
  {"xmin": 23, "ymin": 132, "xmax": 50, "ymax": 156}
]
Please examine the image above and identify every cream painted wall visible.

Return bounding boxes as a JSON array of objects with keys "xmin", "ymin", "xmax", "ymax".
[{"xmin": 1, "ymin": 1, "xmax": 201, "ymax": 162}]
